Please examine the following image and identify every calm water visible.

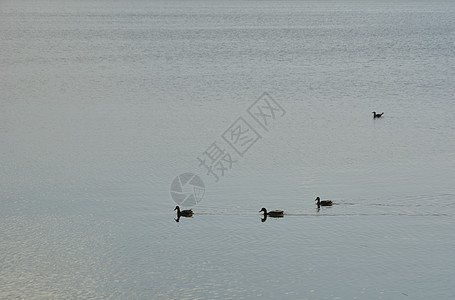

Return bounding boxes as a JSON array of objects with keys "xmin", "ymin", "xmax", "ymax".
[{"xmin": 1, "ymin": 0, "xmax": 455, "ymax": 298}]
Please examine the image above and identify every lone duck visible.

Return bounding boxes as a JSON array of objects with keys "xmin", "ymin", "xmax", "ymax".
[
  {"xmin": 372, "ymin": 111, "xmax": 384, "ymax": 118},
  {"xmin": 259, "ymin": 208, "xmax": 284, "ymax": 217},
  {"xmin": 315, "ymin": 197, "xmax": 333, "ymax": 206},
  {"xmin": 174, "ymin": 206, "xmax": 193, "ymax": 217}
]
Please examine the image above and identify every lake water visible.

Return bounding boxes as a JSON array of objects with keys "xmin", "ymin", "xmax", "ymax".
[{"xmin": 1, "ymin": 0, "xmax": 455, "ymax": 298}]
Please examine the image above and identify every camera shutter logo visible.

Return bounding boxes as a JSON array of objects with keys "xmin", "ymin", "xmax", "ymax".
[{"xmin": 170, "ymin": 173, "xmax": 205, "ymax": 206}]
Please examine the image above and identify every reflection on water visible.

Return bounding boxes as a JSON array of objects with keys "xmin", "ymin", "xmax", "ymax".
[
  {"xmin": 174, "ymin": 214, "xmax": 194, "ymax": 223},
  {"xmin": 260, "ymin": 214, "xmax": 285, "ymax": 223}
]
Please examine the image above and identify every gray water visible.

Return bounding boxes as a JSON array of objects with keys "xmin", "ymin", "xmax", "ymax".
[{"xmin": 1, "ymin": 0, "xmax": 455, "ymax": 299}]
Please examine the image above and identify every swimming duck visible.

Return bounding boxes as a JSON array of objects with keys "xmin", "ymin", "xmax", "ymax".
[
  {"xmin": 315, "ymin": 197, "xmax": 333, "ymax": 206},
  {"xmin": 259, "ymin": 208, "xmax": 284, "ymax": 217},
  {"xmin": 372, "ymin": 111, "xmax": 384, "ymax": 118},
  {"xmin": 174, "ymin": 206, "xmax": 193, "ymax": 217}
]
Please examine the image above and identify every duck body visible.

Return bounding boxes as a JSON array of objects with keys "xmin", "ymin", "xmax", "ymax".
[
  {"xmin": 372, "ymin": 111, "xmax": 384, "ymax": 118},
  {"xmin": 174, "ymin": 206, "xmax": 193, "ymax": 217},
  {"xmin": 315, "ymin": 197, "xmax": 333, "ymax": 206},
  {"xmin": 259, "ymin": 208, "xmax": 284, "ymax": 217}
]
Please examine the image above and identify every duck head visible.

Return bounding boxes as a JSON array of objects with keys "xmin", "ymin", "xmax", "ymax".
[{"xmin": 259, "ymin": 208, "xmax": 267, "ymax": 214}]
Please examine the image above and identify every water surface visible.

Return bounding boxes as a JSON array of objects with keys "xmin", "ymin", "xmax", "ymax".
[{"xmin": 1, "ymin": 0, "xmax": 455, "ymax": 298}]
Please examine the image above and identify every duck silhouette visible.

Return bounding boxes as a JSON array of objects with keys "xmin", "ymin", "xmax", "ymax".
[
  {"xmin": 372, "ymin": 111, "xmax": 384, "ymax": 118},
  {"xmin": 259, "ymin": 208, "xmax": 284, "ymax": 218},
  {"xmin": 315, "ymin": 197, "xmax": 333, "ymax": 207},
  {"xmin": 174, "ymin": 206, "xmax": 193, "ymax": 217}
]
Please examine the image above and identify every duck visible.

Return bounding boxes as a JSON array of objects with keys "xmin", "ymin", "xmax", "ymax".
[
  {"xmin": 372, "ymin": 111, "xmax": 384, "ymax": 118},
  {"xmin": 259, "ymin": 208, "xmax": 284, "ymax": 217},
  {"xmin": 174, "ymin": 206, "xmax": 193, "ymax": 217},
  {"xmin": 315, "ymin": 197, "xmax": 333, "ymax": 206}
]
